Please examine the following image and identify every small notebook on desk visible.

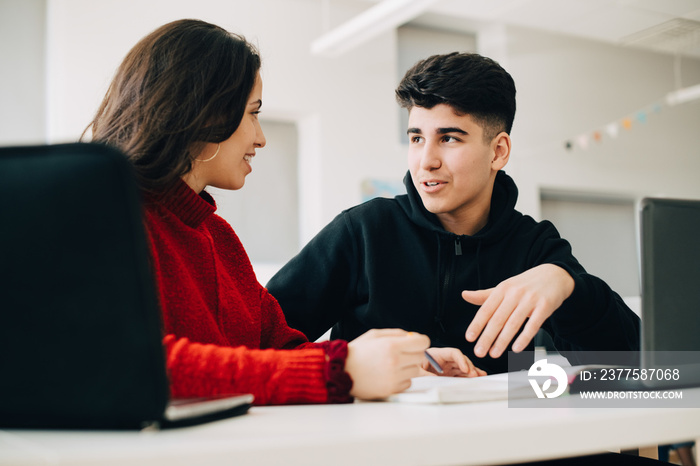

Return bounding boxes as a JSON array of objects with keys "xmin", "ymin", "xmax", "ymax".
[
  {"xmin": 389, "ymin": 365, "xmax": 608, "ymax": 404},
  {"xmin": 0, "ymin": 143, "xmax": 253, "ymax": 430},
  {"xmin": 389, "ymin": 373, "xmax": 534, "ymax": 404}
]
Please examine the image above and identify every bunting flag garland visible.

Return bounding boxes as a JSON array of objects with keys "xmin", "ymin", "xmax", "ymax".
[
  {"xmin": 564, "ymin": 98, "xmax": 663, "ymax": 151},
  {"xmin": 605, "ymin": 122, "xmax": 619, "ymax": 138},
  {"xmin": 563, "ymin": 83, "xmax": 700, "ymax": 151},
  {"xmin": 576, "ymin": 134, "xmax": 589, "ymax": 149}
]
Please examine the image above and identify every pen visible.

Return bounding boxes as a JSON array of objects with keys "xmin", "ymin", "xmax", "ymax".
[
  {"xmin": 407, "ymin": 331, "xmax": 444, "ymax": 374},
  {"xmin": 425, "ymin": 351, "xmax": 443, "ymax": 374}
]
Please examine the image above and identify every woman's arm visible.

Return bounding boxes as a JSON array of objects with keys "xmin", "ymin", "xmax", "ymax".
[{"xmin": 163, "ymin": 334, "xmax": 330, "ymax": 405}]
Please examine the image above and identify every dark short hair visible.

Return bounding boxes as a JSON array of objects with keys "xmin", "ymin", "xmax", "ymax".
[
  {"xmin": 395, "ymin": 52, "xmax": 516, "ymax": 142},
  {"xmin": 83, "ymin": 19, "xmax": 261, "ymax": 192}
]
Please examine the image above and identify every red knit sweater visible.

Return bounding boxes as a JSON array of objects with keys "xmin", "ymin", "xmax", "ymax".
[{"xmin": 143, "ymin": 180, "xmax": 350, "ymax": 405}]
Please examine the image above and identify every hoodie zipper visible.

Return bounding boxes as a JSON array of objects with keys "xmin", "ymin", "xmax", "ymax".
[{"xmin": 436, "ymin": 236, "xmax": 463, "ymax": 334}]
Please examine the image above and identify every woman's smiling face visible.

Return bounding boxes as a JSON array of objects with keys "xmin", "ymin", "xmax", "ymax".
[{"xmin": 183, "ymin": 73, "xmax": 266, "ymax": 193}]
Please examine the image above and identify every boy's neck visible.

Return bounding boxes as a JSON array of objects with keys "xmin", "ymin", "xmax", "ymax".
[{"xmin": 437, "ymin": 205, "xmax": 490, "ymax": 236}]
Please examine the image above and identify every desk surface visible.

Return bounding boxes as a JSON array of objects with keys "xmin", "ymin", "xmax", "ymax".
[{"xmin": 2, "ymin": 390, "xmax": 700, "ymax": 466}]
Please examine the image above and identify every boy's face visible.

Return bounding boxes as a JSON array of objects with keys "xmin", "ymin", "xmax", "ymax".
[{"xmin": 407, "ymin": 104, "xmax": 507, "ymax": 235}]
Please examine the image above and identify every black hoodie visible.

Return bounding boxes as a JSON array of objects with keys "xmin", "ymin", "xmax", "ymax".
[{"xmin": 267, "ymin": 170, "xmax": 640, "ymax": 374}]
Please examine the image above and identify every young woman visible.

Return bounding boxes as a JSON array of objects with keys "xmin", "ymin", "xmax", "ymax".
[{"xmin": 83, "ymin": 19, "xmax": 480, "ymax": 405}]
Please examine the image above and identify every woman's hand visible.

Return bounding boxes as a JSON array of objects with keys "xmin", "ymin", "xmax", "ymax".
[
  {"xmin": 345, "ymin": 329, "xmax": 429, "ymax": 400},
  {"xmin": 422, "ymin": 347, "xmax": 487, "ymax": 377}
]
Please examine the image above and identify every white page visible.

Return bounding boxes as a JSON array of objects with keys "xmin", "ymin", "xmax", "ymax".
[
  {"xmin": 388, "ymin": 366, "xmax": 600, "ymax": 404},
  {"xmin": 388, "ymin": 372, "xmax": 533, "ymax": 404}
]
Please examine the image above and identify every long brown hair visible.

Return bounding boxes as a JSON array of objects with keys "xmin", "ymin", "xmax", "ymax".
[{"xmin": 83, "ymin": 19, "xmax": 261, "ymax": 192}]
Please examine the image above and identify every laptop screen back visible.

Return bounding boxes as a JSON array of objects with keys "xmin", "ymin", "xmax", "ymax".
[
  {"xmin": 0, "ymin": 143, "xmax": 169, "ymax": 429},
  {"xmin": 641, "ymin": 197, "xmax": 700, "ymax": 353}
]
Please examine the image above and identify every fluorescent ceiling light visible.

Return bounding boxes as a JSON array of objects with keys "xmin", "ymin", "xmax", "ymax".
[
  {"xmin": 665, "ymin": 83, "xmax": 700, "ymax": 106},
  {"xmin": 311, "ymin": 0, "xmax": 440, "ymax": 57}
]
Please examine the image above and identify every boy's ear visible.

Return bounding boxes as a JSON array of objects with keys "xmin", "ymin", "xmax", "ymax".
[{"xmin": 491, "ymin": 132, "xmax": 511, "ymax": 171}]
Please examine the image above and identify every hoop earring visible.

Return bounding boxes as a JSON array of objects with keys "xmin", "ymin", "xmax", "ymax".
[{"xmin": 196, "ymin": 143, "xmax": 220, "ymax": 162}]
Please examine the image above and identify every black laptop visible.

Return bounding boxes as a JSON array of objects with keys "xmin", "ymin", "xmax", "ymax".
[
  {"xmin": 569, "ymin": 197, "xmax": 700, "ymax": 392},
  {"xmin": 0, "ymin": 143, "xmax": 253, "ymax": 429},
  {"xmin": 638, "ymin": 197, "xmax": 700, "ymax": 388}
]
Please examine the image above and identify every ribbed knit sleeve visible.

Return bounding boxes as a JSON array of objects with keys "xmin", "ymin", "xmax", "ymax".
[{"xmin": 163, "ymin": 335, "xmax": 329, "ymax": 405}]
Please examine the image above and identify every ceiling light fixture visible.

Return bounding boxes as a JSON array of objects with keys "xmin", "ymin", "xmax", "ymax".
[
  {"xmin": 311, "ymin": 0, "xmax": 440, "ymax": 57},
  {"xmin": 665, "ymin": 83, "xmax": 700, "ymax": 106}
]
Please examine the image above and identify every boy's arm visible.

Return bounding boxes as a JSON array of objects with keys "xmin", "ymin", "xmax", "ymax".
[
  {"xmin": 462, "ymin": 221, "xmax": 640, "ymax": 359},
  {"xmin": 266, "ymin": 212, "xmax": 358, "ymax": 341}
]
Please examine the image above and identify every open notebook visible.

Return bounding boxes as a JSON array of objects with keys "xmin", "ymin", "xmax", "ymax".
[
  {"xmin": 388, "ymin": 365, "xmax": 604, "ymax": 404},
  {"xmin": 388, "ymin": 373, "xmax": 527, "ymax": 404},
  {"xmin": 0, "ymin": 143, "xmax": 253, "ymax": 429}
]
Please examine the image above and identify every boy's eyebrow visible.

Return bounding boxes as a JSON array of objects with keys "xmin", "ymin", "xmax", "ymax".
[
  {"xmin": 406, "ymin": 127, "xmax": 468, "ymax": 135},
  {"xmin": 437, "ymin": 127, "xmax": 468, "ymax": 135}
]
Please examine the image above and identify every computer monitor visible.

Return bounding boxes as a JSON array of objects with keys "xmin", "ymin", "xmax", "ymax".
[
  {"xmin": 640, "ymin": 197, "xmax": 700, "ymax": 387},
  {"xmin": 641, "ymin": 197, "xmax": 700, "ymax": 352}
]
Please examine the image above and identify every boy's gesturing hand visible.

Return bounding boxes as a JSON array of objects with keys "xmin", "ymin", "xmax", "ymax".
[{"xmin": 462, "ymin": 264, "xmax": 575, "ymax": 358}]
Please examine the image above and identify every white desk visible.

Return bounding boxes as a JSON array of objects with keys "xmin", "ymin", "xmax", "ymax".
[{"xmin": 2, "ymin": 390, "xmax": 700, "ymax": 466}]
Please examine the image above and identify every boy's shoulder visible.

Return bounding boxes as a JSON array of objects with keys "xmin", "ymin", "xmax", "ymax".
[
  {"xmin": 343, "ymin": 196, "xmax": 405, "ymax": 217},
  {"xmin": 339, "ymin": 196, "xmax": 413, "ymax": 230}
]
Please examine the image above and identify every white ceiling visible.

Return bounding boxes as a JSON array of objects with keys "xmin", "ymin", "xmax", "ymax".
[{"xmin": 369, "ymin": 0, "xmax": 700, "ymax": 58}]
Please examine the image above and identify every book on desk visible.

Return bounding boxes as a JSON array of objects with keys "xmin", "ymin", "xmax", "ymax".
[{"xmin": 387, "ymin": 372, "xmax": 533, "ymax": 404}]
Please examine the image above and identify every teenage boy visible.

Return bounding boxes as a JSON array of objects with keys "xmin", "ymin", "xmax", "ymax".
[{"xmin": 267, "ymin": 52, "xmax": 640, "ymax": 374}]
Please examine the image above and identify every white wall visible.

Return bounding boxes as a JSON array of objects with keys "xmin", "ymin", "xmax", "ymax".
[
  {"xmin": 45, "ymin": 0, "xmax": 405, "ymax": 245},
  {"xmin": 40, "ymin": 0, "xmax": 700, "ymax": 247},
  {"xmin": 0, "ymin": 0, "xmax": 46, "ymax": 146},
  {"xmin": 502, "ymin": 25, "xmax": 700, "ymax": 218},
  {"xmin": 209, "ymin": 120, "xmax": 300, "ymax": 265}
]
